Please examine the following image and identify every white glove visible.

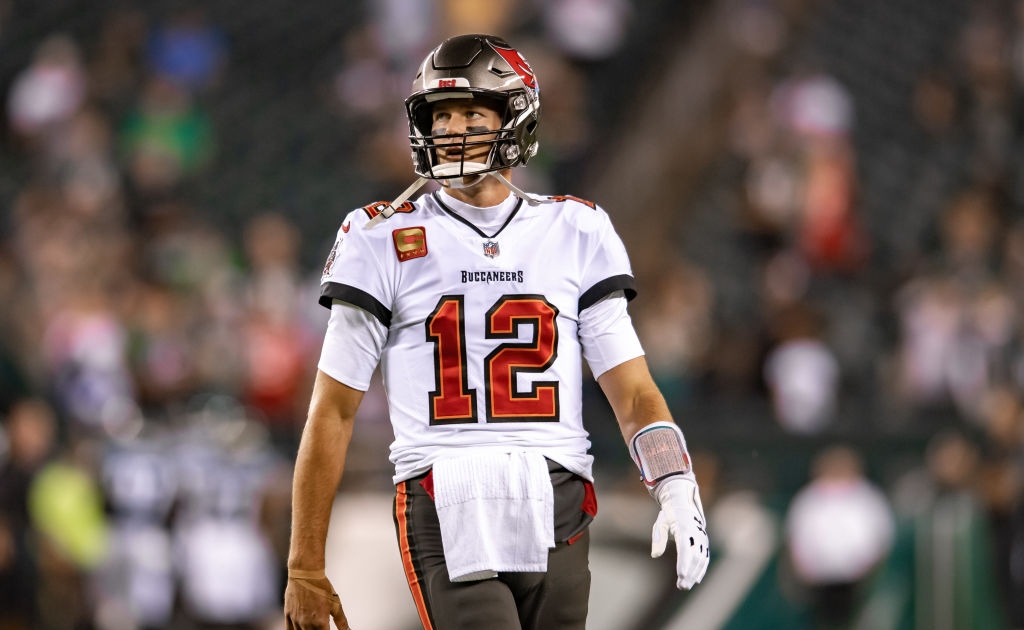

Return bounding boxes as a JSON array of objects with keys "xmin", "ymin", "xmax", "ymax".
[{"xmin": 651, "ymin": 475, "xmax": 710, "ymax": 589}]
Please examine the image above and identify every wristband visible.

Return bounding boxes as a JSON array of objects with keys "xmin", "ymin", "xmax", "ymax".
[
  {"xmin": 288, "ymin": 568, "xmax": 327, "ymax": 580},
  {"xmin": 628, "ymin": 421, "xmax": 692, "ymax": 488},
  {"xmin": 287, "ymin": 568, "xmax": 341, "ymax": 609}
]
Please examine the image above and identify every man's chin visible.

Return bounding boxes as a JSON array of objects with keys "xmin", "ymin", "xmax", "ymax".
[
  {"xmin": 433, "ymin": 159, "xmax": 490, "ymax": 189},
  {"xmin": 441, "ymin": 174, "xmax": 487, "ymax": 190}
]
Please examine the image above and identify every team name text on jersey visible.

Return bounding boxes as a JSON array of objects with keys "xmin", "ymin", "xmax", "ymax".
[{"xmin": 460, "ymin": 270, "xmax": 525, "ymax": 283}]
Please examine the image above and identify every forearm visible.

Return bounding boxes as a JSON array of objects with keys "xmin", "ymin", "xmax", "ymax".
[
  {"xmin": 287, "ymin": 370, "xmax": 360, "ymax": 570},
  {"xmin": 596, "ymin": 356, "xmax": 675, "ymax": 443},
  {"xmin": 615, "ymin": 386, "xmax": 672, "ymax": 444},
  {"xmin": 598, "ymin": 359, "xmax": 709, "ymax": 589}
]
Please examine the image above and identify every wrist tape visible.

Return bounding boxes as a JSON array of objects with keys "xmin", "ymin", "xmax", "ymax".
[
  {"xmin": 288, "ymin": 568, "xmax": 343, "ymax": 614},
  {"xmin": 629, "ymin": 421, "xmax": 692, "ymax": 488}
]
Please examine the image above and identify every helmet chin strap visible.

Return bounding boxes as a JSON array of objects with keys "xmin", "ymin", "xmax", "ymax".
[
  {"xmin": 487, "ymin": 171, "xmax": 553, "ymax": 207},
  {"xmin": 443, "ymin": 174, "xmax": 487, "ymax": 189},
  {"xmin": 366, "ymin": 169, "xmax": 555, "ymax": 229},
  {"xmin": 365, "ymin": 176, "xmax": 429, "ymax": 228}
]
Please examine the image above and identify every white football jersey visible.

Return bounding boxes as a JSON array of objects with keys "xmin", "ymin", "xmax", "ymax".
[{"xmin": 319, "ymin": 190, "xmax": 640, "ymax": 482}]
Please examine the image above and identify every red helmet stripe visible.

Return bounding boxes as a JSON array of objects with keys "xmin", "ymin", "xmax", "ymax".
[{"xmin": 492, "ymin": 44, "xmax": 537, "ymax": 90}]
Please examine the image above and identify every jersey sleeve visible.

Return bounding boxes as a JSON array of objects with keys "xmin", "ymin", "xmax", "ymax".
[
  {"xmin": 318, "ymin": 208, "xmax": 395, "ymax": 328},
  {"xmin": 579, "ymin": 205, "xmax": 637, "ymax": 312},
  {"xmin": 579, "ymin": 291, "xmax": 644, "ymax": 378},
  {"xmin": 318, "ymin": 300, "xmax": 387, "ymax": 391}
]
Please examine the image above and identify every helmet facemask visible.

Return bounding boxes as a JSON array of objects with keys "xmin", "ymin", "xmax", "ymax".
[{"xmin": 405, "ymin": 35, "xmax": 540, "ymax": 184}]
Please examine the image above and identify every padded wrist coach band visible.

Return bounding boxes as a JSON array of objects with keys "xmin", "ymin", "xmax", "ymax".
[{"xmin": 628, "ymin": 421, "xmax": 692, "ymax": 487}]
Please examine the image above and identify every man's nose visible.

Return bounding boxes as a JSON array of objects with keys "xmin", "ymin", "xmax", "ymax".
[{"xmin": 442, "ymin": 114, "xmax": 468, "ymax": 135}]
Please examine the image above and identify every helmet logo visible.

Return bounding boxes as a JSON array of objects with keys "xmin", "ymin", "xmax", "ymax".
[
  {"xmin": 492, "ymin": 45, "xmax": 536, "ymax": 90},
  {"xmin": 428, "ymin": 77, "xmax": 470, "ymax": 89}
]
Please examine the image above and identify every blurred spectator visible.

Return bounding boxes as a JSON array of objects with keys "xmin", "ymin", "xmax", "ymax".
[
  {"xmin": 367, "ymin": 0, "xmax": 436, "ymax": 67},
  {"xmin": 1004, "ymin": 220, "xmax": 1024, "ymax": 305},
  {"xmin": 766, "ymin": 66, "xmax": 868, "ymax": 275},
  {"xmin": 633, "ymin": 259, "xmax": 714, "ymax": 408},
  {"xmin": 140, "ymin": 203, "xmax": 234, "ymax": 293},
  {"xmin": 783, "ymin": 445, "xmax": 895, "ymax": 629},
  {"xmin": 88, "ymin": 8, "xmax": 149, "ymax": 115},
  {"xmin": 763, "ymin": 302, "xmax": 840, "ymax": 434},
  {"xmin": 976, "ymin": 387, "xmax": 1024, "ymax": 627},
  {"xmin": 0, "ymin": 398, "xmax": 57, "ymax": 630},
  {"xmin": 119, "ymin": 76, "xmax": 214, "ymax": 198},
  {"xmin": 726, "ymin": 0, "xmax": 789, "ymax": 60},
  {"xmin": 172, "ymin": 411, "xmax": 282, "ymax": 628},
  {"xmin": 516, "ymin": 41, "xmax": 592, "ymax": 186},
  {"xmin": 145, "ymin": 7, "xmax": 227, "ymax": 94},
  {"xmin": 28, "ymin": 438, "xmax": 109, "ymax": 630},
  {"xmin": 891, "ymin": 430, "xmax": 1009, "ymax": 630},
  {"xmin": 41, "ymin": 281, "xmax": 135, "ymax": 433},
  {"xmin": 771, "ymin": 68, "xmax": 853, "ymax": 139},
  {"xmin": 890, "ymin": 273, "xmax": 1019, "ymax": 422},
  {"xmin": 329, "ymin": 26, "xmax": 405, "ymax": 126},
  {"xmin": 6, "ymin": 34, "xmax": 86, "ymax": 151},
  {"xmin": 137, "ymin": 206, "xmax": 248, "ymax": 400},
  {"xmin": 540, "ymin": 0, "xmax": 630, "ymax": 62},
  {"xmin": 94, "ymin": 432, "xmax": 178, "ymax": 630},
  {"xmin": 911, "ymin": 69, "xmax": 960, "ymax": 141},
  {"xmin": 937, "ymin": 187, "xmax": 1004, "ymax": 281},
  {"xmin": 797, "ymin": 137, "xmax": 867, "ymax": 274},
  {"xmin": 49, "ymin": 108, "xmax": 124, "ymax": 222},
  {"xmin": 126, "ymin": 282, "xmax": 200, "ymax": 413},
  {"xmin": 437, "ymin": 0, "xmax": 522, "ymax": 41},
  {"xmin": 0, "ymin": 251, "xmax": 32, "ymax": 411},
  {"xmin": 890, "ymin": 185, "xmax": 1019, "ymax": 421},
  {"xmin": 957, "ymin": 4, "xmax": 1015, "ymax": 185},
  {"xmin": 240, "ymin": 212, "xmax": 319, "ymax": 453}
]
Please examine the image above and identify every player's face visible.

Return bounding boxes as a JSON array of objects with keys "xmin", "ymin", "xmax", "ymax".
[{"xmin": 431, "ymin": 100, "xmax": 503, "ymax": 164}]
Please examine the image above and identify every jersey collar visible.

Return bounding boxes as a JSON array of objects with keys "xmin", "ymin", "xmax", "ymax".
[{"xmin": 433, "ymin": 190, "xmax": 524, "ymax": 239}]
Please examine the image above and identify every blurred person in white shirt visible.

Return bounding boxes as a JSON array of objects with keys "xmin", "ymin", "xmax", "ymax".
[{"xmin": 783, "ymin": 445, "xmax": 895, "ymax": 628}]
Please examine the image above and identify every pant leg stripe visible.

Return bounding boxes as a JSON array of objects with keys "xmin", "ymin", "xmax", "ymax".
[{"xmin": 395, "ymin": 481, "xmax": 435, "ymax": 630}]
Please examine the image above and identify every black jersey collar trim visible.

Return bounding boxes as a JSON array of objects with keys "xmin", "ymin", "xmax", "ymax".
[{"xmin": 433, "ymin": 191, "xmax": 524, "ymax": 239}]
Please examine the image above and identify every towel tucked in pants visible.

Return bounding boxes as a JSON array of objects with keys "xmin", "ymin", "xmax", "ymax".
[{"xmin": 393, "ymin": 458, "xmax": 596, "ymax": 630}]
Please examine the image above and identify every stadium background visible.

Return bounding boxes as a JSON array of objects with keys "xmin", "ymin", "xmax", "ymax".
[{"xmin": 0, "ymin": 0, "xmax": 1020, "ymax": 628}]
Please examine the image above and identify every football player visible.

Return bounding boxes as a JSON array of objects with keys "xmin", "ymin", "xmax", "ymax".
[{"xmin": 284, "ymin": 34, "xmax": 710, "ymax": 630}]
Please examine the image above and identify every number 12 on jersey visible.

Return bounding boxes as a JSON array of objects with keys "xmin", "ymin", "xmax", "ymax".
[{"xmin": 426, "ymin": 294, "xmax": 560, "ymax": 424}]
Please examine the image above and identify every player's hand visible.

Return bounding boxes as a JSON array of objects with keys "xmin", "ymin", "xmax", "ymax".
[
  {"xmin": 651, "ymin": 476, "xmax": 710, "ymax": 589},
  {"xmin": 284, "ymin": 570, "xmax": 350, "ymax": 630}
]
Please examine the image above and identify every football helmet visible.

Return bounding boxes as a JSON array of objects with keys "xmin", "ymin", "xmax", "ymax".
[{"xmin": 405, "ymin": 34, "xmax": 541, "ymax": 181}]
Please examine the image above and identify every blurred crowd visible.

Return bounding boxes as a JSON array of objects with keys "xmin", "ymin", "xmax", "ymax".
[
  {"xmin": 0, "ymin": 0, "xmax": 1021, "ymax": 629},
  {"xmin": 634, "ymin": 0, "xmax": 1024, "ymax": 627}
]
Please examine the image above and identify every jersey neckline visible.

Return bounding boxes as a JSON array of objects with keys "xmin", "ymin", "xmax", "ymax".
[{"xmin": 432, "ymin": 191, "xmax": 525, "ymax": 239}]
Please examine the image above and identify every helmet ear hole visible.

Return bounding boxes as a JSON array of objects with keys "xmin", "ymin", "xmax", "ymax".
[{"xmin": 409, "ymin": 100, "xmax": 433, "ymax": 135}]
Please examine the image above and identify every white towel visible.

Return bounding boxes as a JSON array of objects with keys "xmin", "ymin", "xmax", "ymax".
[{"xmin": 432, "ymin": 450, "xmax": 555, "ymax": 582}]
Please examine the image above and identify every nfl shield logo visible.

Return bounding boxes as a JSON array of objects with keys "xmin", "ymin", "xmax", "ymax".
[{"xmin": 482, "ymin": 240, "xmax": 500, "ymax": 258}]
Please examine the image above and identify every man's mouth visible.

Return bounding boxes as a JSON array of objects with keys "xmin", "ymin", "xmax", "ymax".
[{"xmin": 439, "ymin": 145, "xmax": 467, "ymax": 161}]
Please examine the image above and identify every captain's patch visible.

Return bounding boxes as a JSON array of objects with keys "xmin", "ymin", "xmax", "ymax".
[{"xmin": 393, "ymin": 227, "xmax": 428, "ymax": 262}]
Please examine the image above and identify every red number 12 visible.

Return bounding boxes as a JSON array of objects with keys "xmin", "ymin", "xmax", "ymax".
[{"xmin": 426, "ymin": 294, "xmax": 559, "ymax": 424}]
